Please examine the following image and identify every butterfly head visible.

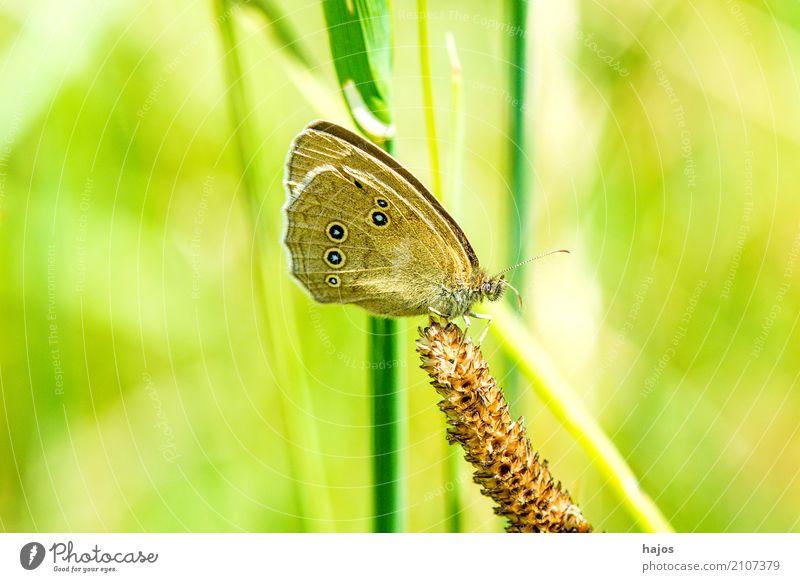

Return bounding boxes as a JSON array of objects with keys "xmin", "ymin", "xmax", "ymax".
[
  {"xmin": 480, "ymin": 275, "xmax": 507, "ymax": 302},
  {"xmin": 480, "ymin": 274, "xmax": 524, "ymax": 310}
]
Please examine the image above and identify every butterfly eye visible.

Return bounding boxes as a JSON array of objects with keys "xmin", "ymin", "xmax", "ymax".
[{"xmin": 483, "ymin": 282, "xmax": 493, "ymax": 294}]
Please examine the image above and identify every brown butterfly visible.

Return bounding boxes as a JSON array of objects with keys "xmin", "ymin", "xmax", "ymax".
[{"xmin": 283, "ymin": 120, "xmax": 552, "ymax": 326}]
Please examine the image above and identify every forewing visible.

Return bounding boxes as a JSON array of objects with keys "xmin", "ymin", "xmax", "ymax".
[{"xmin": 285, "ymin": 121, "xmax": 478, "ymax": 266}]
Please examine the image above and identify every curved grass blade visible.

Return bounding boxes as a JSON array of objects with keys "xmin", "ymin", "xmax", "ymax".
[{"xmin": 323, "ymin": 0, "xmax": 394, "ymax": 142}]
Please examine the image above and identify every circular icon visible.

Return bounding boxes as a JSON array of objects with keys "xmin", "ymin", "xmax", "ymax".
[{"xmin": 19, "ymin": 542, "xmax": 45, "ymax": 570}]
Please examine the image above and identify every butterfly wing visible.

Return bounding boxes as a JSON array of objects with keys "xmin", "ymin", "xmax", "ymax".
[{"xmin": 283, "ymin": 120, "xmax": 480, "ymax": 317}]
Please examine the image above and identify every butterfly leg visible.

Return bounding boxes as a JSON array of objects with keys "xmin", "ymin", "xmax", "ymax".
[
  {"xmin": 427, "ymin": 307, "xmax": 451, "ymax": 325},
  {"xmin": 467, "ymin": 311, "xmax": 493, "ymax": 346},
  {"xmin": 462, "ymin": 313, "xmax": 472, "ymax": 333}
]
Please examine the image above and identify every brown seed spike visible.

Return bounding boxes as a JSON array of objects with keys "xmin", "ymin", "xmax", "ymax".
[{"xmin": 416, "ymin": 319, "xmax": 592, "ymax": 533}]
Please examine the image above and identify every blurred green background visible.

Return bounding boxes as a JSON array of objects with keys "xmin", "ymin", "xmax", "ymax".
[{"xmin": 1, "ymin": 0, "xmax": 798, "ymax": 532}]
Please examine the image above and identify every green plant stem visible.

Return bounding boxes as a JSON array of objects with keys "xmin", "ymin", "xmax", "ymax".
[
  {"xmin": 371, "ymin": 135, "xmax": 405, "ymax": 533},
  {"xmin": 444, "ymin": 445, "xmax": 462, "ymax": 532},
  {"xmin": 504, "ymin": 0, "xmax": 529, "ymax": 412},
  {"xmin": 508, "ymin": 0, "xmax": 530, "ymax": 285},
  {"xmin": 216, "ymin": 0, "xmax": 262, "ymax": 214},
  {"xmin": 370, "ymin": 315, "xmax": 404, "ymax": 532},
  {"xmin": 417, "ymin": 0, "xmax": 442, "ymax": 198},
  {"xmin": 488, "ymin": 303, "xmax": 674, "ymax": 532}
]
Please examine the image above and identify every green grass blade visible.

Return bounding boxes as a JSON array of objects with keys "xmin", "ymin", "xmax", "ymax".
[
  {"xmin": 216, "ymin": 1, "xmax": 263, "ymax": 215},
  {"xmin": 503, "ymin": 0, "xmax": 530, "ymax": 412},
  {"xmin": 323, "ymin": 0, "xmax": 394, "ymax": 140},
  {"xmin": 369, "ymin": 314, "xmax": 405, "ymax": 533},
  {"xmin": 322, "ymin": 0, "xmax": 405, "ymax": 533}
]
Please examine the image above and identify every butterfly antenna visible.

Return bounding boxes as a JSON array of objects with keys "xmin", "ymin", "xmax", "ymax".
[{"xmin": 496, "ymin": 248, "xmax": 570, "ymax": 276}]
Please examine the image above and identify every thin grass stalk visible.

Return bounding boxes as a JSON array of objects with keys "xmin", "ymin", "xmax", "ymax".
[
  {"xmin": 369, "ymin": 173, "xmax": 404, "ymax": 531},
  {"xmin": 487, "ymin": 303, "xmax": 674, "ymax": 532},
  {"xmin": 370, "ymin": 308, "xmax": 404, "ymax": 533},
  {"xmin": 503, "ymin": 0, "xmax": 530, "ymax": 410},
  {"xmin": 417, "ymin": 0, "xmax": 442, "ymax": 198},
  {"xmin": 507, "ymin": 0, "xmax": 530, "ymax": 288},
  {"xmin": 444, "ymin": 447, "xmax": 462, "ymax": 532},
  {"xmin": 216, "ymin": 1, "xmax": 263, "ymax": 213}
]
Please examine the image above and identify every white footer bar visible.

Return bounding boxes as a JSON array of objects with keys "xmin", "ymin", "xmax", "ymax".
[{"xmin": 1, "ymin": 533, "xmax": 797, "ymax": 581}]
